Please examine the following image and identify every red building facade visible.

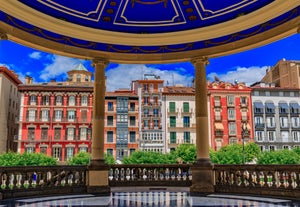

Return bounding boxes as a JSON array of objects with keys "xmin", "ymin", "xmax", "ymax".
[{"xmin": 208, "ymin": 81, "xmax": 253, "ymax": 150}]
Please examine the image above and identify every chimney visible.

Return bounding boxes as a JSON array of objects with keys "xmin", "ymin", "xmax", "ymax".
[{"xmin": 25, "ymin": 76, "xmax": 33, "ymax": 84}]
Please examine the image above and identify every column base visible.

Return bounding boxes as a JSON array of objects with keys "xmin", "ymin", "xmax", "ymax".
[
  {"xmin": 190, "ymin": 158, "xmax": 214, "ymax": 194},
  {"xmin": 87, "ymin": 159, "xmax": 110, "ymax": 195}
]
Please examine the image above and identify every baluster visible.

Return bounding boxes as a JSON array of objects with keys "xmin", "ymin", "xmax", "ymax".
[{"xmin": 287, "ymin": 171, "xmax": 294, "ymax": 189}]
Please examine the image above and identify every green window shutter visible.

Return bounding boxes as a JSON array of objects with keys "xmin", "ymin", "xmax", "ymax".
[
  {"xmin": 183, "ymin": 102, "xmax": 189, "ymax": 112},
  {"xmin": 169, "ymin": 102, "xmax": 175, "ymax": 112},
  {"xmin": 170, "ymin": 116, "xmax": 176, "ymax": 127},
  {"xmin": 170, "ymin": 132, "xmax": 176, "ymax": 143}
]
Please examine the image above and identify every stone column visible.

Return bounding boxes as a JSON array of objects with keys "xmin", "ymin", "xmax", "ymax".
[
  {"xmin": 190, "ymin": 57, "xmax": 214, "ymax": 194},
  {"xmin": 90, "ymin": 58, "xmax": 108, "ymax": 163},
  {"xmin": 87, "ymin": 58, "xmax": 110, "ymax": 194}
]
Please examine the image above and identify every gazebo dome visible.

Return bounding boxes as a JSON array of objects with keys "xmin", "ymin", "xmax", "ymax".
[{"xmin": 0, "ymin": 1, "xmax": 299, "ymax": 63}]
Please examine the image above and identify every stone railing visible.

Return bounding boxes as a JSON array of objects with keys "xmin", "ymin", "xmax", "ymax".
[
  {"xmin": 0, "ymin": 165, "xmax": 87, "ymax": 199},
  {"xmin": 108, "ymin": 164, "xmax": 192, "ymax": 187},
  {"xmin": 214, "ymin": 164, "xmax": 300, "ymax": 198}
]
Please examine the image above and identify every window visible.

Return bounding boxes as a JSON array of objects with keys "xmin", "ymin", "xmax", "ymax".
[
  {"xmin": 85, "ymin": 75, "xmax": 89, "ymax": 81},
  {"xmin": 108, "ymin": 102, "xmax": 113, "ymax": 111},
  {"xmin": 67, "ymin": 110, "xmax": 76, "ymax": 121},
  {"xmin": 214, "ymin": 96, "xmax": 221, "ymax": 106},
  {"xmin": 81, "ymin": 110, "xmax": 87, "ymax": 122},
  {"xmin": 154, "ymin": 120, "xmax": 159, "ymax": 128},
  {"xmin": 143, "ymin": 84, "xmax": 148, "ymax": 92},
  {"xmin": 30, "ymin": 95, "xmax": 37, "ymax": 105},
  {"xmin": 68, "ymin": 95, "xmax": 75, "ymax": 106},
  {"xmin": 54, "ymin": 128, "xmax": 61, "ymax": 140},
  {"xmin": 170, "ymin": 132, "xmax": 176, "ymax": 144},
  {"xmin": 228, "ymin": 122, "xmax": 236, "ymax": 135},
  {"xmin": 184, "ymin": 132, "xmax": 190, "ymax": 143},
  {"xmin": 41, "ymin": 128, "xmax": 48, "ymax": 140},
  {"xmin": 42, "ymin": 95, "xmax": 50, "ymax": 105},
  {"xmin": 143, "ymin": 97, "xmax": 149, "ymax": 105},
  {"xmin": 117, "ymin": 114, "xmax": 128, "ymax": 122},
  {"xmin": 227, "ymin": 95, "xmax": 235, "ymax": 106},
  {"xmin": 268, "ymin": 131, "xmax": 275, "ymax": 141},
  {"xmin": 81, "ymin": 96, "xmax": 88, "ymax": 106},
  {"xmin": 26, "ymin": 147, "xmax": 35, "ymax": 153},
  {"xmin": 79, "ymin": 147, "xmax": 87, "ymax": 152},
  {"xmin": 76, "ymin": 74, "xmax": 81, "ymax": 82},
  {"xmin": 266, "ymin": 117, "xmax": 275, "ymax": 128},
  {"xmin": 291, "ymin": 117, "xmax": 300, "ymax": 128},
  {"xmin": 66, "ymin": 147, "xmax": 74, "ymax": 160},
  {"xmin": 54, "ymin": 110, "xmax": 62, "ymax": 121},
  {"xmin": 144, "ymin": 120, "xmax": 149, "ymax": 127},
  {"xmin": 56, "ymin": 96, "xmax": 62, "ymax": 105},
  {"xmin": 215, "ymin": 109, "xmax": 221, "ymax": 121},
  {"xmin": 170, "ymin": 116, "xmax": 176, "ymax": 127},
  {"xmin": 41, "ymin": 110, "xmax": 49, "ymax": 121},
  {"xmin": 293, "ymin": 131, "xmax": 300, "ymax": 142},
  {"xmin": 183, "ymin": 116, "xmax": 190, "ymax": 127},
  {"xmin": 153, "ymin": 108, "xmax": 159, "ymax": 116},
  {"xmin": 227, "ymin": 108, "xmax": 236, "ymax": 120},
  {"xmin": 129, "ymin": 131, "xmax": 136, "ymax": 142},
  {"xmin": 28, "ymin": 127, "xmax": 35, "ymax": 140},
  {"xmin": 107, "ymin": 149, "xmax": 113, "ymax": 155},
  {"xmin": 107, "ymin": 131, "xmax": 113, "ymax": 143},
  {"xmin": 40, "ymin": 146, "xmax": 47, "ymax": 154},
  {"xmin": 255, "ymin": 131, "xmax": 264, "ymax": 142},
  {"xmin": 130, "ymin": 103, "xmax": 135, "ymax": 111},
  {"xmin": 280, "ymin": 117, "xmax": 289, "ymax": 128},
  {"xmin": 279, "ymin": 103, "xmax": 288, "ymax": 114},
  {"xmin": 67, "ymin": 128, "xmax": 75, "ymax": 140},
  {"xmin": 254, "ymin": 102, "xmax": 264, "ymax": 113},
  {"xmin": 290, "ymin": 103, "xmax": 300, "ymax": 114},
  {"xmin": 240, "ymin": 97, "xmax": 247, "ymax": 105},
  {"xmin": 28, "ymin": 110, "xmax": 36, "ymax": 121},
  {"xmin": 183, "ymin": 102, "xmax": 189, "ymax": 113},
  {"xmin": 53, "ymin": 147, "xmax": 62, "ymax": 160},
  {"xmin": 269, "ymin": 146, "xmax": 275, "ymax": 151},
  {"xmin": 80, "ymin": 128, "xmax": 87, "ymax": 140},
  {"xmin": 281, "ymin": 131, "xmax": 289, "ymax": 142},
  {"xmin": 107, "ymin": 116, "xmax": 113, "ymax": 126},
  {"xmin": 265, "ymin": 102, "xmax": 275, "ymax": 114},
  {"xmin": 169, "ymin": 102, "xmax": 175, "ymax": 112}
]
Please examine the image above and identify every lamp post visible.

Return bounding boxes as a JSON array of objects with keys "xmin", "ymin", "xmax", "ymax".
[{"xmin": 241, "ymin": 121, "xmax": 248, "ymax": 164}]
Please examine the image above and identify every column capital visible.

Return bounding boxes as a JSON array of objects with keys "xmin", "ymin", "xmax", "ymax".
[
  {"xmin": 191, "ymin": 56, "xmax": 209, "ymax": 66},
  {"xmin": 0, "ymin": 32, "xmax": 8, "ymax": 40},
  {"xmin": 92, "ymin": 58, "xmax": 109, "ymax": 67}
]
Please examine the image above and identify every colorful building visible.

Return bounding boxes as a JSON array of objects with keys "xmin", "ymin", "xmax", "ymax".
[
  {"xmin": 131, "ymin": 74, "xmax": 164, "ymax": 152},
  {"xmin": 251, "ymin": 82, "xmax": 300, "ymax": 151},
  {"xmin": 0, "ymin": 66, "xmax": 22, "ymax": 153},
  {"xmin": 162, "ymin": 85, "xmax": 196, "ymax": 153},
  {"xmin": 207, "ymin": 81, "xmax": 253, "ymax": 150}
]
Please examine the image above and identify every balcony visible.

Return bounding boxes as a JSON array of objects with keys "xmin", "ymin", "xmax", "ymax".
[
  {"xmin": 181, "ymin": 108, "xmax": 193, "ymax": 115},
  {"xmin": 167, "ymin": 108, "xmax": 179, "ymax": 116},
  {"xmin": 255, "ymin": 123, "xmax": 265, "ymax": 129}
]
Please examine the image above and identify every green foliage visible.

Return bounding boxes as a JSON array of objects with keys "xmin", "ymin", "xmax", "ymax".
[
  {"xmin": 210, "ymin": 143, "xmax": 261, "ymax": 164},
  {"xmin": 105, "ymin": 153, "xmax": 116, "ymax": 164},
  {"xmin": 257, "ymin": 150, "xmax": 300, "ymax": 164},
  {"xmin": 67, "ymin": 152, "xmax": 91, "ymax": 165},
  {"xmin": 171, "ymin": 144, "xmax": 196, "ymax": 164},
  {"xmin": 67, "ymin": 152, "xmax": 116, "ymax": 165},
  {"xmin": 0, "ymin": 152, "xmax": 56, "ymax": 166}
]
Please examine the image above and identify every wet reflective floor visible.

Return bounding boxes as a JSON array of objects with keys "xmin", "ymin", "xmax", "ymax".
[{"xmin": 0, "ymin": 190, "xmax": 299, "ymax": 207}]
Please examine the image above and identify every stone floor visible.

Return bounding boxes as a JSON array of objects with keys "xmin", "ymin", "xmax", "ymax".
[{"xmin": 0, "ymin": 188, "xmax": 299, "ymax": 206}]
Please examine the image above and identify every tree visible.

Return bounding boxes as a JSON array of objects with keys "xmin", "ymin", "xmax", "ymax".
[
  {"xmin": 122, "ymin": 151, "xmax": 176, "ymax": 164},
  {"xmin": 0, "ymin": 152, "xmax": 57, "ymax": 166},
  {"xmin": 257, "ymin": 149, "xmax": 300, "ymax": 164},
  {"xmin": 171, "ymin": 144, "xmax": 196, "ymax": 164},
  {"xmin": 68, "ymin": 152, "xmax": 116, "ymax": 165}
]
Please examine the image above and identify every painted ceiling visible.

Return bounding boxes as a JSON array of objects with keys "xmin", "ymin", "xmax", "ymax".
[{"xmin": 0, "ymin": 0, "xmax": 299, "ymax": 62}]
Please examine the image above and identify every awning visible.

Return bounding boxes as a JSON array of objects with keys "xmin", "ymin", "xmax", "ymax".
[
  {"xmin": 265, "ymin": 102, "xmax": 275, "ymax": 109},
  {"xmin": 215, "ymin": 123, "xmax": 224, "ymax": 130},
  {"xmin": 279, "ymin": 103, "xmax": 289, "ymax": 109},
  {"xmin": 290, "ymin": 103, "xmax": 300, "ymax": 109},
  {"xmin": 254, "ymin": 102, "xmax": 263, "ymax": 108}
]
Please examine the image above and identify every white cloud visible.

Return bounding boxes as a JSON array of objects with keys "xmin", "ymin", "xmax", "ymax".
[
  {"xmin": 29, "ymin": 51, "xmax": 42, "ymax": 60},
  {"xmin": 106, "ymin": 64, "xmax": 194, "ymax": 91},
  {"xmin": 39, "ymin": 55, "xmax": 82, "ymax": 81},
  {"xmin": 207, "ymin": 66, "xmax": 268, "ymax": 85}
]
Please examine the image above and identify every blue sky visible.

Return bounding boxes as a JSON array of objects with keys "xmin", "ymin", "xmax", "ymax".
[{"xmin": 1, "ymin": 34, "xmax": 300, "ymax": 91}]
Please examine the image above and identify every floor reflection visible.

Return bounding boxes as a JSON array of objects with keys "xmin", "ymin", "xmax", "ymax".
[{"xmin": 0, "ymin": 191, "xmax": 297, "ymax": 206}]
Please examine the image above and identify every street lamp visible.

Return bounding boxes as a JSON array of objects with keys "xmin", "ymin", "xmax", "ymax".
[{"xmin": 241, "ymin": 121, "xmax": 249, "ymax": 164}]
